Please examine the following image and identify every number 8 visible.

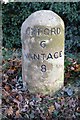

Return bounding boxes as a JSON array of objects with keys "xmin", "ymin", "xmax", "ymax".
[{"xmin": 41, "ymin": 65, "xmax": 46, "ymax": 72}]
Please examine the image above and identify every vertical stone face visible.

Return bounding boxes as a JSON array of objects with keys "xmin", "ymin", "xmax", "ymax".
[{"xmin": 21, "ymin": 10, "xmax": 65, "ymax": 95}]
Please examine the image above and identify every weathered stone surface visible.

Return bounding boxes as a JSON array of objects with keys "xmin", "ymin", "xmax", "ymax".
[{"xmin": 21, "ymin": 10, "xmax": 65, "ymax": 95}]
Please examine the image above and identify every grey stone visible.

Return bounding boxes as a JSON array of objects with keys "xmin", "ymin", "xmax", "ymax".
[{"xmin": 21, "ymin": 10, "xmax": 65, "ymax": 95}]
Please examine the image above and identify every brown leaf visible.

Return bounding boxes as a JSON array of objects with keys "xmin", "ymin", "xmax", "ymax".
[
  {"xmin": 6, "ymin": 106, "xmax": 13, "ymax": 116},
  {"xmin": 74, "ymin": 64, "xmax": 80, "ymax": 72},
  {"xmin": 4, "ymin": 84, "xmax": 12, "ymax": 91},
  {"xmin": 48, "ymin": 105, "xmax": 55, "ymax": 114},
  {"xmin": 16, "ymin": 110, "xmax": 20, "ymax": 118},
  {"xmin": 65, "ymin": 72, "xmax": 70, "ymax": 78},
  {"xmin": 7, "ymin": 67, "xmax": 16, "ymax": 74}
]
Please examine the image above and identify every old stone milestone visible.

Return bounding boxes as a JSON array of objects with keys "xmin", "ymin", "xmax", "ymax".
[{"xmin": 21, "ymin": 10, "xmax": 65, "ymax": 95}]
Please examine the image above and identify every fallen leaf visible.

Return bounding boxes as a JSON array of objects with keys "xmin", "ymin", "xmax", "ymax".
[
  {"xmin": 6, "ymin": 106, "xmax": 13, "ymax": 116},
  {"xmin": 4, "ymin": 84, "xmax": 12, "ymax": 91},
  {"xmin": 16, "ymin": 110, "xmax": 20, "ymax": 118},
  {"xmin": 76, "ymin": 107, "xmax": 80, "ymax": 113},
  {"xmin": 54, "ymin": 102, "xmax": 61, "ymax": 109},
  {"xmin": 74, "ymin": 64, "xmax": 80, "ymax": 72},
  {"xmin": 65, "ymin": 72, "xmax": 71, "ymax": 78},
  {"xmin": 48, "ymin": 105, "xmax": 55, "ymax": 113},
  {"xmin": 7, "ymin": 67, "xmax": 16, "ymax": 74}
]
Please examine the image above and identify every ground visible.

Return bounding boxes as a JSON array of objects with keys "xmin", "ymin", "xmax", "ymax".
[{"xmin": 1, "ymin": 48, "xmax": 80, "ymax": 120}]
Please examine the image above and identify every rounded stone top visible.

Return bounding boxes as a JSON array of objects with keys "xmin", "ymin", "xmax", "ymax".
[{"xmin": 21, "ymin": 10, "xmax": 64, "ymax": 40}]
